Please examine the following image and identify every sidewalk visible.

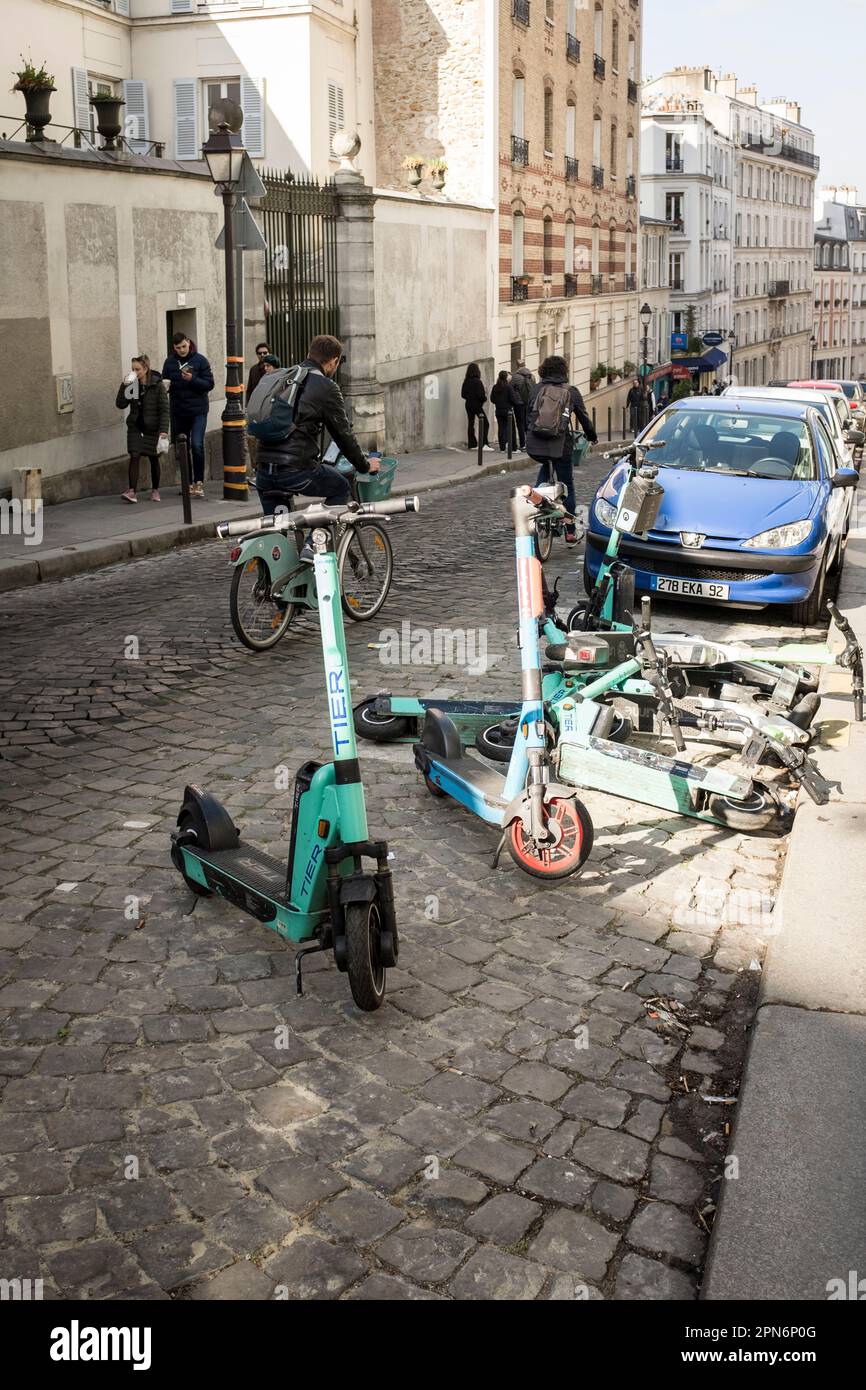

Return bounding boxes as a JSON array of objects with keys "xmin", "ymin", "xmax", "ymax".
[
  {"xmin": 704, "ymin": 521, "xmax": 866, "ymax": 1300},
  {"xmin": 0, "ymin": 444, "xmax": 543, "ymax": 593}
]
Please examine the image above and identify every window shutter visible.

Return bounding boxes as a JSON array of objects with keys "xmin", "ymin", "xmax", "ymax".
[
  {"xmin": 113, "ymin": 0, "xmax": 130, "ymax": 14},
  {"xmin": 170, "ymin": 0, "xmax": 195, "ymax": 12},
  {"xmin": 71, "ymin": 67, "xmax": 93, "ymax": 146},
  {"xmin": 328, "ymin": 81, "xmax": 344, "ymax": 144},
  {"xmin": 123, "ymin": 79, "xmax": 149, "ymax": 152},
  {"xmin": 240, "ymin": 75, "xmax": 264, "ymax": 157},
  {"xmin": 173, "ymin": 78, "xmax": 199, "ymax": 160}
]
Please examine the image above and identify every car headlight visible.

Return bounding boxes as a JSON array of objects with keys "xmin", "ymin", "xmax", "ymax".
[
  {"xmin": 742, "ymin": 519, "xmax": 813, "ymax": 549},
  {"xmin": 595, "ymin": 497, "xmax": 618, "ymax": 529}
]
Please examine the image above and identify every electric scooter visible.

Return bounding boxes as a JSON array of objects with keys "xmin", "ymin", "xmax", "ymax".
[
  {"xmin": 170, "ymin": 494, "xmax": 419, "ymax": 1011},
  {"xmin": 413, "ymin": 484, "xmax": 595, "ymax": 880}
]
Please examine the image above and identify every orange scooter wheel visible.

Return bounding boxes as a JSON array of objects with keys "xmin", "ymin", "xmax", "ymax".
[{"xmin": 507, "ymin": 798, "xmax": 593, "ymax": 880}]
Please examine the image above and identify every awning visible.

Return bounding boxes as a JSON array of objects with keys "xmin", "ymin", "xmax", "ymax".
[
  {"xmin": 671, "ymin": 348, "xmax": 728, "ymax": 372},
  {"xmin": 645, "ymin": 361, "xmax": 673, "ymax": 383}
]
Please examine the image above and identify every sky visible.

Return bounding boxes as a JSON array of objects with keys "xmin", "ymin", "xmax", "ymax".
[{"xmin": 642, "ymin": 0, "xmax": 864, "ymax": 197}]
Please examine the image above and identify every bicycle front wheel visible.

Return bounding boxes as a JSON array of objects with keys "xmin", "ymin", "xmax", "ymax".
[
  {"xmin": 339, "ymin": 521, "xmax": 394, "ymax": 621},
  {"xmin": 535, "ymin": 518, "xmax": 554, "ymax": 563},
  {"xmin": 229, "ymin": 558, "xmax": 296, "ymax": 651}
]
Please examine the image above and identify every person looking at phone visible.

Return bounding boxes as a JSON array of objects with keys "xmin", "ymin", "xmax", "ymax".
[
  {"xmin": 162, "ymin": 333, "xmax": 214, "ymax": 498},
  {"xmin": 116, "ymin": 355, "xmax": 169, "ymax": 503}
]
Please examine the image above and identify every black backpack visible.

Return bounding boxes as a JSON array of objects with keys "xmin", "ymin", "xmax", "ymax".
[
  {"xmin": 247, "ymin": 364, "xmax": 313, "ymax": 443},
  {"xmin": 529, "ymin": 382, "xmax": 572, "ymax": 439}
]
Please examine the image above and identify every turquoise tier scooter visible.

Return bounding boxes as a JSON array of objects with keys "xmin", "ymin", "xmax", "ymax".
[
  {"xmin": 413, "ymin": 484, "xmax": 595, "ymax": 881},
  {"xmin": 171, "ymin": 494, "xmax": 419, "ymax": 1011}
]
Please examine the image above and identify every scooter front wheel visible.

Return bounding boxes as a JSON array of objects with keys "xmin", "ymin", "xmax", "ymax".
[
  {"xmin": 706, "ymin": 785, "xmax": 780, "ymax": 832},
  {"xmin": 507, "ymin": 797, "xmax": 594, "ymax": 880},
  {"xmin": 230, "ymin": 559, "xmax": 296, "ymax": 651},
  {"xmin": 353, "ymin": 699, "xmax": 412, "ymax": 742},
  {"xmin": 345, "ymin": 901, "xmax": 387, "ymax": 1012}
]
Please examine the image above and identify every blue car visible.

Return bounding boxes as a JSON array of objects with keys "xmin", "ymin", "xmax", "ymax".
[{"xmin": 585, "ymin": 397, "xmax": 859, "ymax": 624}]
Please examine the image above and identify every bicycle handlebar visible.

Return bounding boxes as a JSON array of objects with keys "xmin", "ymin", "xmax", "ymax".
[
  {"xmin": 216, "ymin": 494, "xmax": 420, "ymax": 540},
  {"xmin": 603, "ymin": 440, "xmax": 667, "ymax": 461}
]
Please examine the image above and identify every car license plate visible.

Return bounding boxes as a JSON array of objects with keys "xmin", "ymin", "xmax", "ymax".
[{"xmin": 654, "ymin": 577, "xmax": 730, "ymax": 600}]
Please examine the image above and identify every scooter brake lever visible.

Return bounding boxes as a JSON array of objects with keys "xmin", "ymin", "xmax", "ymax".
[{"xmin": 772, "ymin": 743, "xmax": 832, "ymax": 806}]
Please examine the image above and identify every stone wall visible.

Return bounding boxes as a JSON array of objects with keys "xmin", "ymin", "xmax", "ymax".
[{"xmin": 371, "ymin": 0, "xmax": 488, "ymax": 204}]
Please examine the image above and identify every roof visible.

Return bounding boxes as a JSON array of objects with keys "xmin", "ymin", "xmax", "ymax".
[{"xmin": 669, "ymin": 396, "xmax": 812, "ymax": 421}]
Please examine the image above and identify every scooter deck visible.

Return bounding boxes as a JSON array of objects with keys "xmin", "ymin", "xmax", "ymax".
[
  {"xmin": 419, "ymin": 751, "xmax": 509, "ymax": 824},
  {"xmin": 189, "ymin": 841, "xmax": 289, "ymax": 901},
  {"xmin": 558, "ymin": 734, "xmax": 753, "ymax": 815}
]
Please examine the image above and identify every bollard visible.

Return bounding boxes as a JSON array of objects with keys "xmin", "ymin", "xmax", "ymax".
[
  {"xmin": 507, "ymin": 409, "xmax": 514, "ymax": 461},
  {"xmin": 622, "ymin": 407, "xmax": 627, "ymax": 440},
  {"xmin": 177, "ymin": 435, "xmax": 193, "ymax": 526},
  {"xmin": 591, "ymin": 406, "xmax": 597, "ymax": 438},
  {"xmin": 477, "ymin": 411, "xmax": 484, "ymax": 468},
  {"xmin": 607, "ymin": 407, "xmax": 612, "ymax": 443}
]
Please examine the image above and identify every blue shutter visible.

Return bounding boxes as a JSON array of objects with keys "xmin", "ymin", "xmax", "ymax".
[
  {"xmin": 173, "ymin": 79, "xmax": 199, "ymax": 161},
  {"xmin": 240, "ymin": 76, "xmax": 265, "ymax": 158},
  {"xmin": 123, "ymin": 79, "xmax": 149, "ymax": 153}
]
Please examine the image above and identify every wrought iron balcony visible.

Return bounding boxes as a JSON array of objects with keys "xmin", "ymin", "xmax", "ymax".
[
  {"xmin": 739, "ymin": 135, "xmax": 819, "ymax": 170},
  {"xmin": 511, "ymin": 135, "xmax": 529, "ymax": 166},
  {"xmin": 564, "ymin": 273, "xmax": 578, "ymax": 298},
  {"xmin": 627, "ymin": 79, "xmax": 638, "ymax": 103},
  {"xmin": 665, "ymin": 155, "xmax": 684, "ymax": 172},
  {"xmin": 566, "ymin": 33, "xmax": 581, "ymax": 62},
  {"xmin": 625, "ymin": 174, "xmax": 636, "ymax": 199},
  {"xmin": 768, "ymin": 280, "xmax": 790, "ymax": 298},
  {"xmin": 593, "ymin": 54, "xmax": 606, "ymax": 80},
  {"xmin": 591, "ymin": 274, "xmax": 603, "ymax": 295},
  {"xmin": 511, "ymin": 276, "xmax": 530, "ymax": 302},
  {"xmin": 564, "ymin": 156, "xmax": 579, "ymax": 182},
  {"xmin": 512, "ymin": 0, "xmax": 530, "ymax": 26},
  {"xmin": 592, "ymin": 164, "xmax": 604, "ymax": 188},
  {"xmin": 624, "ymin": 272, "xmax": 636, "ymax": 291},
  {"xmin": 670, "ymin": 278, "xmax": 684, "ymax": 291}
]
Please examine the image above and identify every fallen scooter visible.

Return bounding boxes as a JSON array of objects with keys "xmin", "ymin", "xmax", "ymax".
[
  {"xmin": 170, "ymin": 494, "xmax": 420, "ymax": 1011},
  {"xmin": 413, "ymin": 484, "xmax": 595, "ymax": 880}
]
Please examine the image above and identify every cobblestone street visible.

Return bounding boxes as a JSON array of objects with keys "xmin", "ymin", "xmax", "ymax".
[{"xmin": 0, "ymin": 459, "xmax": 794, "ymax": 1301}]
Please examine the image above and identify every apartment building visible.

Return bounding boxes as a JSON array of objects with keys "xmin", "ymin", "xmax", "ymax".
[
  {"xmin": 813, "ymin": 188, "xmax": 866, "ymax": 381},
  {"xmin": 639, "ymin": 214, "xmax": 674, "ymax": 375},
  {"xmin": 641, "ymin": 68, "xmax": 817, "ymax": 386}
]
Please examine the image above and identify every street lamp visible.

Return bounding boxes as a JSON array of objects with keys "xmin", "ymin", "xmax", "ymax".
[
  {"xmin": 640, "ymin": 301, "xmax": 652, "ymax": 378},
  {"xmin": 809, "ymin": 333, "xmax": 817, "ymax": 378},
  {"xmin": 728, "ymin": 328, "xmax": 736, "ymax": 385},
  {"xmin": 203, "ymin": 102, "xmax": 248, "ymax": 501}
]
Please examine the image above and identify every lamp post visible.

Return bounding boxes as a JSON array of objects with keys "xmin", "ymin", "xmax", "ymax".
[
  {"xmin": 728, "ymin": 328, "xmax": 736, "ymax": 385},
  {"xmin": 640, "ymin": 301, "xmax": 652, "ymax": 379},
  {"xmin": 809, "ymin": 333, "xmax": 817, "ymax": 378},
  {"xmin": 203, "ymin": 106, "xmax": 248, "ymax": 501}
]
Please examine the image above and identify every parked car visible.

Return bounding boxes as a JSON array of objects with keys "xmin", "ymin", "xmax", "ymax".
[
  {"xmin": 585, "ymin": 397, "xmax": 858, "ymax": 624},
  {"xmin": 724, "ymin": 384, "xmax": 863, "ymax": 471},
  {"xmin": 785, "ymin": 379, "xmax": 862, "ymax": 430}
]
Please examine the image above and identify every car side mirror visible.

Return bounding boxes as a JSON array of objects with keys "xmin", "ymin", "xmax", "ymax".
[
  {"xmin": 845, "ymin": 428, "xmax": 865, "ymax": 446},
  {"xmin": 832, "ymin": 468, "xmax": 859, "ymax": 488}
]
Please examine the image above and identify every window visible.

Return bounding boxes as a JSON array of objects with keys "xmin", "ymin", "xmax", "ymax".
[
  {"xmin": 628, "ymin": 36, "xmax": 636, "ymax": 79},
  {"xmin": 512, "ymin": 211, "xmax": 524, "ymax": 276},
  {"xmin": 543, "ymin": 216, "xmax": 554, "ymax": 278},
  {"xmin": 512, "ymin": 74, "xmax": 525, "ymax": 138},
  {"xmin": 565, "ymin": 101, "xmax": 576, "ymax": 159},
  {"xmin": 207, "ymin": 78, "xmax": 241, "ymax": 130},
  {"xmin": 544, "ymin": 87, "xmax": 554, "ymax": 155},
  {"xmin": 327, "ymin": 81, "xmax": 344, "ymax": 146},
  {"xmin": 611, "ymin": 18, "xmax": 619, "ymax": 70},
  {"xmin": 594, "ymin": 4, "xmax": 603, "ymax": 56},
  {"xmin": 565, "ymin": 220, "xmax": 575, "ymax": 274},
  {"xmin": 593, "ymin": 116, "xmax": 602, "ymax": 165},
  {"xmin": 626, "ymin": 132, "xmax": 634, "ymax": 175},
  {"xmin": 665, "ymin": 192, "xmax": 682, "ymax": 224},
  {"xmin": 592, "ymin": 225, "xmax": 600, "ymax": 275},
  {"xmin": 546, "ymin": 0, "xmax": 555, "ymax": 19},
  {"xmin": 610, "ymin": 120, "xmax": 617, "ymax": 176}
]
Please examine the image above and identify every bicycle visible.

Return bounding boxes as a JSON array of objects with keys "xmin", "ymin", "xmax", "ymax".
[
  {"xmin": 226, "ymin": 459, "xmax": 398, "ymax": 651},
  {"xmin": 533, "ymin": 433, "xmax": 590, "ymax": 561}
]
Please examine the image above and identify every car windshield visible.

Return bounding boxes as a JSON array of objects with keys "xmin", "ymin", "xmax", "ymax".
[
  {"xmin": 840, "ymin": 383, "xmax": 856, "ymax": 400},
  {"xmin": 641, "ymin": 409, "xmax": 816, "ymax": 481}
]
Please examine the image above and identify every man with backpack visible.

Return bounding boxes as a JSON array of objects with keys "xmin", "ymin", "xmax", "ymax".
[
  {"xmin": 249, "ymin": 334, "xmax": 379, "ymax": 561},
  {"xmin": 525, "ymin": 355, "xmax": 597, "ymax": 545},
  {"xmin": 511, "ymin": 361, "xmax": 534, "ymax": 450}
]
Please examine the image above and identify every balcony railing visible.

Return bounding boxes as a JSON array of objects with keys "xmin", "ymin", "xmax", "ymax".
[
  {"xmin": 0, "ymin": 114, "xmax": 166, "ymax": 157},
  {"xmin": 666, "ymin": 155, "xmax": 684, "ymax": 172},
  {"xmin": 624, "ymin": 272, "xmax": 636, "ymax": 291},
  {"xmin": 566, "ymin": 33, "xmax": 581, "ymax": 62},
  {"xmin": 564, "ymin": 273, "xmax": 578, "ymax": 298},
  {"xmin": 768, "ymin": 280, "xmax": 790, "ymax": 298},
  {"xmin": 512, "ymin": 0, "xmax": 530, "ymax": 25},
  {"xmin": 591, "ymin": 274, "xmax": 603, "ymax": 295},
  {"xmin": 670, "ymin": 278, "xmax": 684, "ymax": 291},
  {"xmin": 511, "ymin": 135, "xmax": 529, "ymax": 166},
  {"xmin": 670, "ymin": 217, "xmax": 684, "ymax": 233},
  {"xmin": 564, "ymin": 156, "xmax": 579, "ymax": 182},
  {"xmin": 592, "ymin": 164, "xmax": 604, "ymax": 188},
  {"xmin": 627, "ymin": 79, "xmax": 638, "ymax": 103},
  {"xmin": 511, "ymin": 276, "xmax": 530, "ymax": 302},
  {"xmin": 625, "ymin": 174, "xmax": 636, "ymax": 199},
  {"xmin": 593, "ymin": 54, "xmax": 606, "ymax": 79},
  {"xmin": 739, "ymin": 135, "xmax": 820, "ymax": 170}
]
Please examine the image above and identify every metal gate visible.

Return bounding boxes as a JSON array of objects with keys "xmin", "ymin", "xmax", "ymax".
[{"xmin": 261, "ymin": 170, "xmax": 340, "ymax": 370}]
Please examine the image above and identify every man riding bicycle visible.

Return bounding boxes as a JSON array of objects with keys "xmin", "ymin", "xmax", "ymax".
[
  {"xmin": 255, "ymin": 334, "xmax": 380, "ymax": 561},
  {"xmin": 525, "ymin": 355, "xmax": 597, "ymax": 545}
]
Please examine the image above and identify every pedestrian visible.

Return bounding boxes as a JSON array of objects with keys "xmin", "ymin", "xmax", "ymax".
[
  {"xmin": 460, "ymin": 362, "xmax": 492, "ymax": 450},
  {"xmin": 246, "ymin": 342, "xmax": 271, "ymax": 404},
  {"xmin": 626, "ymin": 376, "xmax": 643, "ymax": 436},
  {"xmin": 526, "ymin": 355, "xmax": 598, "ymax": 545},
  {"xmin": 259, "ymin": 354, "xmax": 281, "ymax": 375},
  {"xmin": 490, "ymin": 370, "xmax": 513, "ymax": 450},
  {"xmin": 511, "ymin": 360, "xmax": 535, "ymax": 448},
  {"xmin": 116, "ymin": 354, "xmax": 169, "ymax": 503},
  {"xmin": 639, "ymin": 381, "xmax": 654, "ymax": 430},
  {"xmin": 162, "ymin": 333, "xmax": 214, "ymax": 498},
  {"xmin": 658, "ymin": 389, "xmax": 670, "ymax": 411},
  {"xmin": 254, "ymin": 334, "xmax": 380, "ymax": 563}
]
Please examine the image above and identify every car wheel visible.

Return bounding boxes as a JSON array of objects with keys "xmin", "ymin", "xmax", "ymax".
[{"xmin": 791, "ymin": 554, "xmax": 827, "ymax": 627}]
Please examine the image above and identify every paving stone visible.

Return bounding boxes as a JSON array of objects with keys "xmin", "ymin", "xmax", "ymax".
[
  {"xmin": 544, "ymin": 1039, "xmax": 619, "ymax": 1080},
  {"xmin": 591, "ymin": 1180, "xmax": 638, "ymax": 1223},
  {"xmin": 521, "ymin": 998, "xmax": 584, "ymax": 1032},
  {"xmin": 342, "ymin": 1139, "xmax": 424, "ymax": 1194},
  {"xmin": 392, "ymin": 1104, "xmax": 475, "ymax": 1157},
  {"xmin": 254, "ymin": 1158, "xmax": 347, "ymax": 1214},
  {"xmin": 573, "ymin": 1127, "xmax": 651, "ymax": 1183},
  {"xmin": 364, "ymin": 1049, "xmax": 437, "ymax": 1089},
  {"xmin": 289, "ymin": 1114, "xmax": 369, "ymax": 1164},
  {"xmin": 465, "ymin": 1193, "xmax": 541, "ymax": 1245},
  {"xmin": 661, "ymin": 954, "xmax": 702, "ymax": 981},
  {"xmin": 681, "ymin": 1049, "xmax": 722, "ymax": 1075},
  {"xmin": 658, "ymin": 1136, "xmax": 705, "ymax": 1162},
  {"xmin": 315, "ymin": 1188, "xmax": 404, "ymax": 1244},
  {"xmin": 345, "ymin": 1273, "xmax": 445, "ymax": 1301},
  {"xmin": 14, "ymin": 1194, "xmax": 98, "ymax": 1244},
  {"xmin": 500, "ymin": 1060, "xmax": 571, "ymax": 1103},
  {"xmin": 482, "ymin": 1098, "xmax": 560, "ymax": 1143},
  {"xmin": 625, "ymin": 1099, "xmax": 666, "ymax": 1143},
  {"xmin": 627, "ymin": 1201, "xmax": 705, "ymax": 1266},
  {"xmin": 448, "ymin": 1043, "xmax": 515, "ymax": 1082},
  {"xmin": 608, "ymin": 1059, "xmax": 671, "ymax": 1102},
  {"xmin": 452, "ymin": 1133, "xmax": 534, "ymax": 1186},
  {"xmin": 407, "ymin": 1169, "xmax": 489, "ymax": 1220},
  {"xmin": 688, "ymin": 1025, "xmax": 726, "ymax": 1051},
  {"xmin": 207, "ymin": 1195, "xmax": 291, "ymax": 1253},
  {"xmin": 47, "ymin": 1241, "xmax": 147, "ymax": 1299},
  {"xmin": 529, "ymin": 1209, "xmax": 620, "ymax": 1283},
  {"xmin": 171, "ymin": 1167, "xmax": 246, "ymax": 1220},
  {"xmin": 0, "ymin": 1115, "xmax": 45, "ymax": 1152},
  {"xmin": 45, "ymin": 1110, "xmax": 126, "ymax": 1150},
  {"xmin": 99, "ymin": 1179, "xmax": 178, "ymax": 1233},
  {"xmin": 518, "ymin": 1157, "xmax": 594, "ymax": 1208},
  {"xmin": 146, "ymin": 1128, "xmax": 212, "ymax": 1172},
  {"xmin": 449, "ymin": 1247, "xmax": 546, "ymax": 1300},
  {"xmin": 148, "ymin": 1067, "xmax": 223, "ymax": 1104},
  {"xmin": 614, "ymin": 1252, "xmax": 697, "ymax": 1300},
  {"xmin": 418, "ymin": 1071, "xmax": 500, "ymax": 1116},
  {"xmin": 143, "ymin": 1014, "xmax": 210, "ymax": 1044},
  {"xmin": 0, "ymin": 1153, "xmax": 69, "ymax": 1196},
  {"xmin": 617, "ymin": 1023, "xmax": 681, "ymax": 1068},
  {"xmin": 560, "ymin": 1081, "xmax": 630, "ymax": 1128},
  {"xmin": 377, "ymin": 1224, "xmax": 475, "ymax": 1285},
  {"xmin": 467, "ymin": 981, "xmax": 533, "ymax": 1013},
  {"xmin": 265, "ymin": 1235, "xmax": 367, "ymax": 1299},
  {"xmin": 249, "ymin": 1083, "xmax": 327, "ymax": 1128},
  {"xmin": 544, "ymin": 1274, "xmax": 604, "ymax": 1300},
  {"xmin": 190, "ymin": 1261, "xmax": 275, "ymax": 1300},
  {"xmin": 649, "ymin": 1155, "xmax": 706, "ymax": 1207}
]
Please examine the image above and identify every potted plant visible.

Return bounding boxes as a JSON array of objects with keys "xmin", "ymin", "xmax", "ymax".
[
  {"xmin": 90, "ymin": 90, "xmax": 126, "ymax": 151},
  {"xmin": 12, "ymin": 56, "xmax": 55, "ymax": 141},
  {"xmin": 607, "ymin": 365, "xmax": 620, "ymax": 385},
  {"xmin": 590, "ymin": 364, "xmax": 606, "ymax": 392},
  {"xmin": 401, "ymin": 155, "xmax": 424, "ymax": 187},
  {"xmin": 428, "ymin": 157, "xmax": 447, "ymax": 191},
  {"xmin": 623, "ymin": 359, "xmax": 637, "ymax": 378}
]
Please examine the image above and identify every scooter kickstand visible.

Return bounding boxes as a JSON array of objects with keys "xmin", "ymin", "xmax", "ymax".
[
  {"xmin": 294, "ymin": 942, "xmax": 326, "ymax": 996},
  {"xmin": 491, "ymin": 828, "xmax": 508, "ymax": 870}
]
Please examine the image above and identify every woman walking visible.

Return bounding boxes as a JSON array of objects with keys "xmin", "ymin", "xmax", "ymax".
[
  {"xmin": 461, "ymin": 362, "xmax": 492, "ymax": 450},
  {"xmin": 490, "ymin": 370, "xmax": 514, "ymax": 450},
  {"xmin": 116, "ymin": 355, "xmax": 169, "ymax": 502}
]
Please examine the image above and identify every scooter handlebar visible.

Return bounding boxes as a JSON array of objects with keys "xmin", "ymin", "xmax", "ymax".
[{"xmin": 216, "ymin": 494, "xmax": 419, "ymax": 540}]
